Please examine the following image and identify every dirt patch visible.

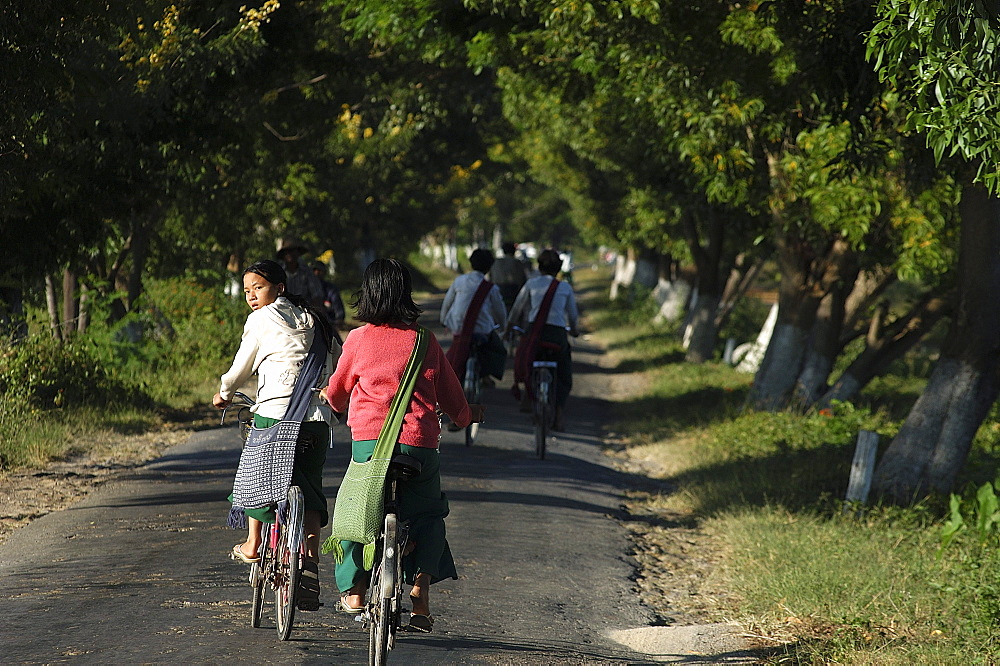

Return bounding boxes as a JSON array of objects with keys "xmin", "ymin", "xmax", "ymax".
[{"xmin": 0, "ymin": 406, "xmax": 217, "ymax": 547}]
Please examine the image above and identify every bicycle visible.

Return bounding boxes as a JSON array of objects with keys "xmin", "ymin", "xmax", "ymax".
[
  {"xmin": 531, "ymin": 342, "xmax": 561, "ymax": 460},
  {"xmin": 462, "ymin": 336, "xmax": 486, "ymax": 447},
  {"xmin": 222, "ymin": 391, "xmax": 306, "ymax": 641},
  {"xmin": 360, "ymin": 451, "xmax": 422, "ymax": 666}
]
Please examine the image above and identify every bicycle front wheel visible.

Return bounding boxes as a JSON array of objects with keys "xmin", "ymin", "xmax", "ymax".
[
  {"xmin": 250, "ymin": 559, "xmax": 265, "ymax": 628},
  {"xmin": 274, "ymin": 486, "xmax": 304, "ymax": 641}
]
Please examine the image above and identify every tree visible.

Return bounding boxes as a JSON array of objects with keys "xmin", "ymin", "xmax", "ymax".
[{"xmin": 866, "ymin": 0, "xmax": 1000, "ymax": 502}]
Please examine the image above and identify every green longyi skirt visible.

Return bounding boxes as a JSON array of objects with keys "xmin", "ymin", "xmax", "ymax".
[{"xmin": 334, "ymin": 440, "xmax": 458, "ymax": 593}]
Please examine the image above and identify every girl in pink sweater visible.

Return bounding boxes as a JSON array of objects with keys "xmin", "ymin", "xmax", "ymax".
[{"xmin": 325, "ymin": 258, "xmax": 484, "ymax": 633}]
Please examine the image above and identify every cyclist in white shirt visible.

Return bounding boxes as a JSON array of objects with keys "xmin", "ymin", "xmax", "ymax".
[{"xmin": 504, "ymin": 249, "xmax": 579, "ymax": 430}]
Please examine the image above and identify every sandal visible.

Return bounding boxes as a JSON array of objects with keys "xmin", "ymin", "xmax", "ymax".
[
  {"xmin": 339, "ymin": 593, "xmax": 364, "ymax": 614},
  {"xmin": 230, "ymin": 543, "xmax": 259, "ymax": 564},
  {"xmin": 405, "ymin": 614, "xmax": 434, "ymax": 633},
  {"xmin": 297, "ymin": 561, "xmax": 321, "ymax": 611}
]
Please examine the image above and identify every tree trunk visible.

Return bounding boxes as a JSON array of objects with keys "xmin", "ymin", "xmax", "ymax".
[
  {"xmin": 872, "ymin": 185, "xmax": 1000, "ymax": 503},
  {"xmin": 45, "ymin": 273, "xmax": 62, "ymax": 341},
  {"xmin": 61, "ymin": 268, "xmax": 78, "ymax": 340},
  {"xmin": 747, "ymin": 234, "xmax": 824, "ymax": 409},
  {"xmin": 792, "ymin": 245, "xmax": 860, "ymax": 406},
  {"xmin": 682, "ymin": 206, "xmax": 727, "ymax": 363},
  {"xmin": 77, "ymin": 283, "xmax": 90, "ymax": 333},
  {"xmin": 610, "ymin": 247, "xmax": 659, "ymax": 300},
  {"xmin": 714, "ymin": 250, "xmax": 768, "ymax": 331},
  {"xmin": 685, "ymin": 294, "xmax": 722, "ymax": 363}
]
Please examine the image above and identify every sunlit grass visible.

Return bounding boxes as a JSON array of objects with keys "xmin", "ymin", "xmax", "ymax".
[
  {"xmin": 0, "ymin": 404, "xmax": 160, "ymax": 469},
  {"xmin": 591, "ymin": 291, "xmax": 1000, "ymax": 664}
]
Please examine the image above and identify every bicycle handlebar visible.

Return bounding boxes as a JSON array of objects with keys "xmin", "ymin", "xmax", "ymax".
[{"xmin": 220, "ymin": 391, "xmax": 255, "ymax": 426}]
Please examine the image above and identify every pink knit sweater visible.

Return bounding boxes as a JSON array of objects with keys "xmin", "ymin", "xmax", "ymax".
[{"xmin": 325, "ymin": 323, "xmax": 471, "ymax": 448}]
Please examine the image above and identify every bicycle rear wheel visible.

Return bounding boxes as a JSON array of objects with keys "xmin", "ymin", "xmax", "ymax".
[
  {"xmin": 369, "ymin": 513, "xmax": 397, "ymax": 666},
  {"xmin": 464, "ymin": 358, "xmax": 480, "ymax": 446},
  {"xmin": 274, "ymin": 486, "xmax": 304, "ymax": 641},
  {"xmin": 534, "ymin": 401, "xmax": 548, "ymax": 459},
  {"xmin": 534, "ymin": 373, "xmax": 549, "ymax": 460}
]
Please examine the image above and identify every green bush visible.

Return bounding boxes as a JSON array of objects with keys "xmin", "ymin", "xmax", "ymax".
[
  {"xmin": 0, "ymin": 334, "xmax": 144, "ymax": 412},
  {"xmin": 129, "ymin": 277, "xmax": 248, "ymax": 403},
  {"xmin": 0, "ymin": 277, "xmax": 250, "ymax": 471}
]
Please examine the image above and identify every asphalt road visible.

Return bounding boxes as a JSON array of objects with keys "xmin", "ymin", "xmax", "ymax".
[{"xmin": 0, "ymin": 306, "xmax": 663, "ymax": 664}]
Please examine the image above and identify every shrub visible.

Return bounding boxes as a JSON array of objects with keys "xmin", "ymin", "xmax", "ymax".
[{"xmin": 0, "ymin": 334, "xmax": 145, "ymax": 412}]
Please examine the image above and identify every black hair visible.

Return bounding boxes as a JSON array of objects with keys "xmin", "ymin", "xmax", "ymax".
[
  {"xmin": 538, "ymin": 249, "xmax": 562, "ymax": 276},
  {"xmin": 501, "ymin": 242, "xmax": 516, "ymax": 255},
  {"xmin": 469, "ymin": 248, "xmax": 495, "ymax": 274},
  {"xmin": 352, "ymin": 258, "xmax": 422, "ymax": 325},
  {"xmin": 243, "ymin": 259, "xmax": 340, "ymax": 347},
  {"xmin": 244, "ymin": 259, "xmax": 287, "ymax": 288}
]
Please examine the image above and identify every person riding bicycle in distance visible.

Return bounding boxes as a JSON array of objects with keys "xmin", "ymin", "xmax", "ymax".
[
  {"xmin": 440, "ymin": 248, "xmax": 508, "ymax": 428},
  {"xmin": 489, "ymin": 242, "xmax": 528, "ymax": 311},
  {"xmin": 504, "ymin": 248, "xmax": 579, "ymax": 432}
]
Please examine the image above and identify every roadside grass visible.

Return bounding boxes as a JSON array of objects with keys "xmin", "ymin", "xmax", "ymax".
[
  {"xmin": 584, "ymin": 277, "xmax": 1000, "ymax": 664},
  {"xmin": 0, "ymin": 405, "xmax": 160, "ymax": 469}
]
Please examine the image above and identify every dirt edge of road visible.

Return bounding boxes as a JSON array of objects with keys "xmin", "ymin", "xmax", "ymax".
[{"xmin": 0, "ymin": 408, "xmax": 218, "ymax": 547}]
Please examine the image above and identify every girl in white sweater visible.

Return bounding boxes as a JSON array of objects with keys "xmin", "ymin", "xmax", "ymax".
[{"xmin": 213, "ymin": 259, "xmax": 341, "ymax": 611}]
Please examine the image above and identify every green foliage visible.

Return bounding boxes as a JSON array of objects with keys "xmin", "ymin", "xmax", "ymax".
[
  {"xmin": 0, "ymin": 276, "xmax": 248, "ymax": 471},
  {"xmin": 940, "ymin": 482, "xmax": 1000, "ymax": 552},
  {"xmin": 0, "ymin": 334, "xmax": 144, "ymax": 414},
  {"xmin": 601, "ymin": 284, "xmax": 663, "ymax": 328},
  {"xmin": 868, "ymin": 0, "xmax": 1000, "ymax": 192},
  {"xmin": 136, "ymin": 278, "xmax": 248, "ymax": 402}
]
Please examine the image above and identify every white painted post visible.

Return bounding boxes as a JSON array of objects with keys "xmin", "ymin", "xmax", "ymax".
[
  {"xmin": 723, "ymin": 338, "xmax": 737, "ymax": 365},
  {"xmin": 845, "ymin": 430, "xmax": 879, "ymax": 505}
]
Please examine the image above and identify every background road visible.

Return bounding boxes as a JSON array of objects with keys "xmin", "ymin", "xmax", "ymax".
[{"xmin": 0, "ymin": 299, "xmax": 665, "ymax": 664}]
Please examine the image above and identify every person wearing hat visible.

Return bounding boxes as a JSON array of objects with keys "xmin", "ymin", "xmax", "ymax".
[
  {"xmin": 312, "ymin": 261, "xmax": 346, "ymax": 334},
  {"xmin": 276, "ymin": 242, "xmax": 325, "ymax": 309}
]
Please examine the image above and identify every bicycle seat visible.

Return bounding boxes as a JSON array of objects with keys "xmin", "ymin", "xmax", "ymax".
[{"xmin": 389, "ymin": 453, "xmax": 422, "ymax": 479}]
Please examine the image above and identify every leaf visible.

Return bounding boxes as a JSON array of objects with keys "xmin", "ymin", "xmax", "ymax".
[{"xmin": 975, "ymin": 482, "xmax": 1000, "ymax": 543}]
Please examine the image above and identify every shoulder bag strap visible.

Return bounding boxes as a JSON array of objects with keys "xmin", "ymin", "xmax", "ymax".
[
  {"xmin": 445, "ymin": 279, "xmax": 494, "ymax": 375},
  {"xmin": 514, "ymin": 279, "xmax": 560, "ymax": 386},
  {"xmin": 280, "ymin": 326, "xmax": 328, "ymax": 423},
  {"xmin": 459, "ymin": 279, "xmax": 494, "ymax": 338}
]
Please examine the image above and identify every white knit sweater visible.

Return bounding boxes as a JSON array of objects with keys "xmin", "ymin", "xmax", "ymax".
[{"xmin": 219, "ymin": 297, "xmax": 340, "ymax": 423}]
